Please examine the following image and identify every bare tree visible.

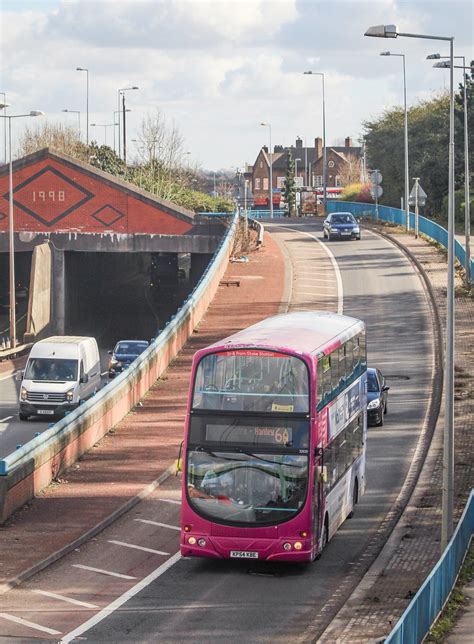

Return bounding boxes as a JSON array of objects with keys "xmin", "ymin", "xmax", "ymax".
[
  {"xmin": 17, "ymin": 121, "xmax": 89, "ymax": 161},
  {"xmin": 337, "ymin": 153, "xmax": 364, "ymax": 186}
]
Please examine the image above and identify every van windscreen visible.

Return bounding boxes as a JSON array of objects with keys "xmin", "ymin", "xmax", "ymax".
[{"xmin": 25, "ymin": 358, "xmax": 78, "ymax": 382}]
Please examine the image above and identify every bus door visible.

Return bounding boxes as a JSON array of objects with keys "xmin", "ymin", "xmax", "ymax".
[{"xmin": 312, "ymin": 452, "xmax": 324, "ymax": 550}]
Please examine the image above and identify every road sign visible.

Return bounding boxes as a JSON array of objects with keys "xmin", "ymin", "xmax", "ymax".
[
  {"xmin": 409, "ymin": 181, "xmax": 427, "ymax": 207},
  {"xmin": 370, "ymin": 171, "xmax": 383, "ymax": 185},
  {"xmin": 370, "ymin": 185, "xmax": 383, "ymax": 199}
]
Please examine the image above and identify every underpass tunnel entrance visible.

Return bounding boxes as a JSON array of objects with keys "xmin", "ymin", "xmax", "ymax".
[
  {"xmin": 64, "ymin": 251, "xmax": 209, "ymax": 348},
  {"xmin": 0, "ymin": 251, "xmax": 32, "ymax": 339}
]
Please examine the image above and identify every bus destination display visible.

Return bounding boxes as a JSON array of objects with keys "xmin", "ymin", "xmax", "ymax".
[{"xmin": 205, "ymin": 424, "xmax": 293, "ymax": 446}]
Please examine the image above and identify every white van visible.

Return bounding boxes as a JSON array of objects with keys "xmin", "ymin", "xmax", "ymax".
[{"xmin": 19, "ymin": 336, "xmax": 101, "ymax": 421}]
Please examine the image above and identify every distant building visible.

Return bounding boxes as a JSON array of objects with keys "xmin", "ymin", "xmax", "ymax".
[{"xmin": 247, "ymin": 136, "xmax": 363, "ymax": 208}]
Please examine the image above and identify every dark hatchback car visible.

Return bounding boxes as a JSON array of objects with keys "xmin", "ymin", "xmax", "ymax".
[
  {"xmin": 367, "ymin": 367, "xmax": 389, "ymax": 426},
  {"xmin": 108, "ymin": 340, "xmax": 149, "ymax": 378},
  {"xmin": 323, "ymin": 212, "xmax": 361, "ymax": 240}
]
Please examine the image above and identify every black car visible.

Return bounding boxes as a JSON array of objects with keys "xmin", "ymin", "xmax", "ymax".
[
  {"xmin": 323, "ymin": 212, "xmax": 361, "ymax": 240},
  {"xmin": 108, "ymin": 340, "xmax": 149, "ymax": 378},
  {"xmin": 367, "ymin": 367, "xmax": 389, "ymax": 426}
]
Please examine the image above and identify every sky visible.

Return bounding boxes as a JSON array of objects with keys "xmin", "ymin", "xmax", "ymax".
[{"xmin": 0, "ymin": 0, "xmax": 473, "ymax": 171}]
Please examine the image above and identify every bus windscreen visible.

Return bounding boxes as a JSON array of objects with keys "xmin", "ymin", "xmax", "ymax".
[{"xmin": 192, "ymin": 350, "xmax": 309, "ymax": 413}]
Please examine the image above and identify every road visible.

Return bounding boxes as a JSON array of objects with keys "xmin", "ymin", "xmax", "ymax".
[
  {"xmin": 0, "ymin": 219, "xmax": 434, "ymax": 642},
  {"xmin": 0, "ymin": 349, "xmax": 111, "ymax": 459}
]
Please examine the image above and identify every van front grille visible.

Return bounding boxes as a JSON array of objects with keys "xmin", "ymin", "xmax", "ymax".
[{"xmin": 27, "ymin": 392, "xmax": 67, "ymax": 403}]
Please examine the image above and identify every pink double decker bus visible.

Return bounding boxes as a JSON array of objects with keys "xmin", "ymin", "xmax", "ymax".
[{"xmin": 180, "ymin": 311, "xmax": 367, "ymax": 562}]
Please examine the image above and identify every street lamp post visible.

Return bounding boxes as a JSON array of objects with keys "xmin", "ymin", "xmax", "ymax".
[
  {"xmin": 260, "ymin": 122, "xmax": 273, "ymax": 218},
  {"xmin": 0, "ymin": 108, "xmax": 44, "ymax": 349},
  {"xmin": 62, "ymin": 109, "xmax": 81, "ymax": 137},
  {"xmin": 114, "ymin": 109, "xmax": 130, "ymax": 154},
  {"xmin": 380, "ymin": 51, "xmax": 410, "ymax": 231},
  {"xmin": 430, "ymin": 55, "xmax": 471, "ymax": 289},
  {"xmin": 76, "ymin": 67, "xmax": 89, "ymax": 147},
  {"xmin": 91, "ymin": 123, "xmax": 116, "ymax": 147},
  {"xmin": 366, "ymin": 23, "xmax": 455, "ymax": 552},
  {"xmin": 0, "ymin": 93, "xmax": 6, "ymax": 164},
  {"xmin": 303, "ymin": 71, "xmax": 327, "ymax": 214},
  {"xmin": 118, "ymin": 86, "xmax": 139, "ymax": 165}
]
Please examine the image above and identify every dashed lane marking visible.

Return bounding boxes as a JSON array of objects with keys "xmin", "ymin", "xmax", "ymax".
[
  {"xmin": 108, "ymin": 540, "xmax": 170, "ymax": 555},
  {"xmin": 31, "ymin": 589, "xmax": 99, "ymax": 609},
  {"xmin": 61, "ymin": 552, "xmax": 181, "ymax": 643},
  {"xmin": 0, "ymin": 612, "xmax": 62, "ymax": 636},
  {"xmin": 134, "ymin": 519, "xmax": 181, "ymax": 531},
  {"xmin": 72, "ymin": 564, "xmax": 136, "ymax": 580},
  {"xmin": 0, "ymin": 416, "xmax": 13, "ymax": 422},
  {"xmin": 159, "ymin": 498, "xmax": 181, "ymax": 505}
]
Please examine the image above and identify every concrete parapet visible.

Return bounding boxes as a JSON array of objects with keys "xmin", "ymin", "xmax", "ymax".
[
  {"xmin": 0, "ymin": 213, "xmax": 238, "ymax": 523},
  {"xmin": 25, "ymin": 242, "xmax": 52, "ymax": 341}
]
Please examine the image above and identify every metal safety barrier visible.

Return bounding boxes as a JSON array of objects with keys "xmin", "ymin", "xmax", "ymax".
[
  {"xmin": 386, "ymin": 489, "xmax": 474, "ymax": 643},
  {"xmin": 326, "ymin": 201, "xmax": 474, "ymax": 277}
]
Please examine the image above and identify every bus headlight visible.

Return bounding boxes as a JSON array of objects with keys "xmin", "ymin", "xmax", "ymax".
[
  {"xmin": 283, "ymin": 542, "xmax": 292, "ymax": 551},
  {"xmin": 20, "ymin": 387, "xmax": 27, "ymax": 401},
  {"xmin": 294, "ymin": 541, "xmax": 303, "ymax": 551},
  {"xmin": 367, "ymin": 398, "xmax": 380, "ymax": 409},
  {"xmin": 66, "ymin": 389, "xmax": 74, "ymax": 403},
  {"xmin": 188, "ymin": 536, "xmax": 196, "ymax": 545},
  {"xmin": 197, "ymin": 538, "xmax": 207, "ymax": 547}
]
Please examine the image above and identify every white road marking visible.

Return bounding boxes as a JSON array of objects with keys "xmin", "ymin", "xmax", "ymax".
[
  {"xmin": 278, "ymin": 225, "xmax": 344, "ymax": 314},
  {"xmin": 0, "ymin": 612, "xmax": 62, "ymax": 636},
  {"xmin": 108, "ymin": 540, "xmax": 170, "ymax": 555},
  {"xmin": 159, "ymin": 498, "xmax": 181, "ymax": 505},
  {"xmin": 0, "ymin": 372, "xmax": 17, "ymax": 382},
  {"xmin": 134, "ymin": 519, "xmax": 180, "ymax": 531},
  {"xmin": 72, "ymin": 564, "xmax": 136, "ymax": 580},
  {"xmin": 61, "ymin": 552, "xmax": 181, "ymax": 643},
  {"xmin": 0, "ymin": 416, "xmax": 13, "ymax": 423},
  {"xmin": 31, "ymin": 589, "xmax": 99, "ymax": 609}
]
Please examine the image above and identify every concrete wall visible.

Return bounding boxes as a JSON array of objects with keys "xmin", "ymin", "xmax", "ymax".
[
  {"xmin": 0, "ymin": 214, "xmax": 239, "ymax": 523},
  {"xmin": 25, "ymin": 242, "xmax": 52, "ymax": 341}
]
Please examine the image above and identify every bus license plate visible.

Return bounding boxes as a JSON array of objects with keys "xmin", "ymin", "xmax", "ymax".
[
  {"xmin": 230, "ymin": 550, "xmax": 259, "ymax": 559},
  {"xmin": 38, "ymin": 409, "xmax": 54, "ymax": 415}
]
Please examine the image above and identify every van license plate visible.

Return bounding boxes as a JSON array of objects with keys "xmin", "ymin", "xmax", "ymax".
[
  {"xmin": 38, "ymin": 409, "xmax": 54, "ymax": 415},
  {"xmin": 230, "ymin": 551, "xmax": 258, "ymax": 559}
]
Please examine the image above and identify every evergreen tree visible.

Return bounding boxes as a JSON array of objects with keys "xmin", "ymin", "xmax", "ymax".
[{"xmin": 283, "ymin": 151, "xmax": 296, "ymax": 217}]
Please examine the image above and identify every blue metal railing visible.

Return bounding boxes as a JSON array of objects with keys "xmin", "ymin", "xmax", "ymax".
[
  {"xmin": 326, "ymin": 201, "xmax": 473, "ymax": 277},
  {"xmin": 247, "ymin": 209, "xmax": 286, "ymax": 219},
  {"xmin": 386, "ymin": 490, "xmax": 474, "ymax": 643}
]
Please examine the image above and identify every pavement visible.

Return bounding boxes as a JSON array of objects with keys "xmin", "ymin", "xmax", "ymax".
[{"xmin": 0, "ymin": 219, "xmax": 472, "ymax": 642}]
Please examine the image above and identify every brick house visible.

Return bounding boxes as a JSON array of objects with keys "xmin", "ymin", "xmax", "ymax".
[{"xmin": 247, "ymin": 136, "xmax": 362, "ymax": 208}]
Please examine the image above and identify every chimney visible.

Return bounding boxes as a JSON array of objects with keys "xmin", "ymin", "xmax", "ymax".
[
  {"xmin": 315, "ymin": 137, "xmax": 322, "ymax": 159},
  {"xmin": 345, "ymin": 136, "xmax": 352, "ymax": 148},
  {"xmin": 296, "ymin": 137, "xmax": 303, "ymax": 149}
]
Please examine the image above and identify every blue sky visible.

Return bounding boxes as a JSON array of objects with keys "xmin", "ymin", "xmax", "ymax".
[{"xmin": 1, "ymin": 0, "xmax": 473, "ymax": 170}]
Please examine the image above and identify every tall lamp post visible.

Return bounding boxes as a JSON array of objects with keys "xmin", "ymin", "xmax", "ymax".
[
  {"xmin": 62, "ymin": 109, "xmax": 81, "ymax": 137},
  {"xmin": 114, "ymin": 109, "xmax": 130, "ymax": 154},
  {"xmin": 430, "ymin": 55, "xmax": 471, "ymax": 289},
  {"xmin": 260, "ymin": 122, "xmax": 273, "ymax": 218},
  {"xmin": 365, "ymin": 23, "xmax": 455, "ymax": 552},
  {"xmin": 91, "ymin": 122, "xmax": 116, "ymax": 147},
  {"xmin": 118, "ymin": 86, "xmax": 139, "ymax": 164},
  {"xmin": 303, "ymin": 71, "xmax": 327, "ymax": 213},
  {"xmin": 0, "ymin": 93, "xmax": 6, "ymax": 164},
  {"xmin": 76, "ymin": 67, "xmax": 89, "ymax": 147},
  {"xmin": 0, "ymin": 107, "xmax": 44, "ymax": 349},
  {"xmin": 380, "ymin": 51, "xmax": 410, "ymax": 231}
]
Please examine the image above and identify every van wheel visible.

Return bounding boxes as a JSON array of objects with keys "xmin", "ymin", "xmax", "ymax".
[
  {"xmin": 19, "ymin": 413, "xmax": 29, "ymax": 421},
  {"xmin": 348, "ymin": 479, "xmax": 359, "ymax": 519}
]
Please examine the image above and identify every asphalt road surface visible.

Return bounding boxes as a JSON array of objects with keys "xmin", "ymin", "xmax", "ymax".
[{"xmin": 0, "ymin": 220, "xmax": 434, "ymax": 642}]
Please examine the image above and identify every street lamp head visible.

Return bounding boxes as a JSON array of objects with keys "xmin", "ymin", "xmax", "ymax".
[
  {"xmin": 29, "ymin": 111, "xmax": 44, "ymax": 117},
  {"xmin": 433, "ymin": 60, "xmax": 451, "ymax": 68},
  {"xmin": 260, "ymin": 122, "xmax": 269, "ymax": 127},
  {"xmin": 303, "ymin": 71, "xmax": 313, "ymax": 74},
  {"xmin": 90, "ymin": 123, "xmax": 98, "ymax": 126},
  {"xmin": 76, "ymin": 67, "xmax": 87, "ymax": 71},
  {"xmin": 365, "ymin": 24, "xmax": 398, "ymax": 38},
  {"xmin": 426, "ymin": 53, "xmax": 441, "ymax": 59},
  {"xmin": 0, "ymin": 103, "xmax": 10, "ymax": 110},
  {"xmin": 380, "ymin": 51, "xmax": 391, "ymax": 56}
]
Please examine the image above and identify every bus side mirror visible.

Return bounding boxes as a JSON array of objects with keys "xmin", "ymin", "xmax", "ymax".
[
  {"xmin": 176, "ymin": 441, "xmax": 184, "ymax": 475},
  {"xmin": 317, "ymin": 465, "xmax": 328, "ymax": 483}
]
